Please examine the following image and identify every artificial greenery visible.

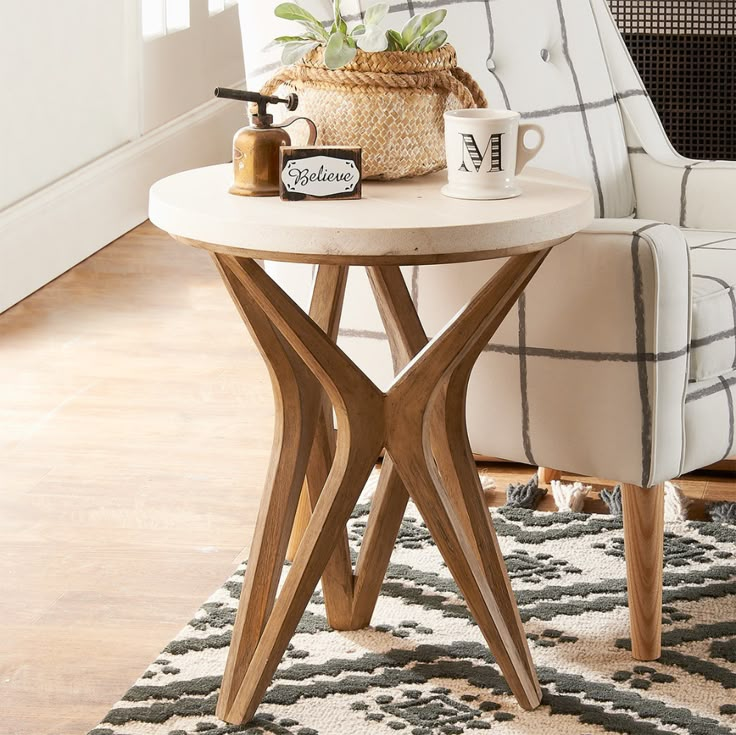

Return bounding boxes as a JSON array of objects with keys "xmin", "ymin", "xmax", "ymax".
[{"xmin": 273, "ymin": 1, "xmax": 448, "ymax": 69}]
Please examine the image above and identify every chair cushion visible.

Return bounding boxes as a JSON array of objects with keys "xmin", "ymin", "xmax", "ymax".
[{"xmin": 688, "ymin": 229, "xmax": 736, "ymax": 381}]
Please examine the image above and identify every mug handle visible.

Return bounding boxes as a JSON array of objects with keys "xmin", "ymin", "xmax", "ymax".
[{"xmin": 516, "ymin": 124, "xmax": 545, "ymax": 175}]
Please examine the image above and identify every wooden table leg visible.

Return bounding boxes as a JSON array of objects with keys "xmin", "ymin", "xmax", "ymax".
[
  {"xmin": 287, "ymin": 265, "xmax": 355, "ymax": 630},
  {"xmin": 350, "ymin": 456, "xmax": 409, "ymax": 627},
  {"xmin": 212, "ymin": 255, "xmax": 323, "ymax": 717},
  {"xmin": 218, "ymin": 256, "xmax": 385, "ymax": 723},
  {"xmin": 287, "ymin": 265, "xmax": 348, "ymax": 567},
  {"xmin": 286, "ymin": 487, "xmax": 311, "ymax": 561},
  {"xmin": 224, "ymin": 259, "xmax": 354, "ymax": 630},
  {"xmin": 350, "ymin": 266, "xmax": 428, "ymax": 628},
  {"xmin": 212, "ymin": 252, "xmax": 546, "ymax": 723},
  {"xmin": 430, "ymin": 368, "xmax": 538, "ymax": 705},
  {"xmin": 384, "ymin": 252, "xmax": 548, "ymax": 710}
]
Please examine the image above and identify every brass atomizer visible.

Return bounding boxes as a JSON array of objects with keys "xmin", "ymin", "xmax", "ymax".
[{"xmin": 214, "ymin": 87, "xmax": 317, "ymax": 197}]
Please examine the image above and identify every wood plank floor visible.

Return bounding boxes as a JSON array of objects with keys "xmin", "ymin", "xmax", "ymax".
[{"xmin": 1, "ymin": 221, "xmax": 732, "ymax": 734}]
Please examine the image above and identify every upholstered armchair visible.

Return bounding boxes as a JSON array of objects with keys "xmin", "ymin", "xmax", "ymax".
[{"xmin": 240, "ymin": 0, "xmax": 736, "ymax": 662}]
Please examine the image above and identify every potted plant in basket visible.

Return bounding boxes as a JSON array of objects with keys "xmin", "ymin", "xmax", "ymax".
[
  {"xmin": 262, "ymin": 1, "xmax": 487, "ymax": 180},
  {"xmin": 274, "ymin": 2, "xmax": 450, "ymax": 68}
]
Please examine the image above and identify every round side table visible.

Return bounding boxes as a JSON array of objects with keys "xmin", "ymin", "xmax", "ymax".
[{"xmin": 149, "ymin": 165, "xmax": 593, "ymax": 724}]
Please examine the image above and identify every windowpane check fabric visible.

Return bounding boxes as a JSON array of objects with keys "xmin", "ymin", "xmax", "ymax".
[
  {"xmin": 242, "ymin": 0, "xmax": 736, "ymax": 486},
  {"xmin": 689, "ymin": 231, "xmax": 736, "ymax": 382}
]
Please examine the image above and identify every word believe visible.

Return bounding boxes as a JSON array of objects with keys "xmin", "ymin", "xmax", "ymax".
[
  {"xmin": 280, "ymin": 147, "xmax": 362, "ymax": 201},
  {"xmin": 286, "ymin": 164, "xmax": 354, "ymax": 188}
]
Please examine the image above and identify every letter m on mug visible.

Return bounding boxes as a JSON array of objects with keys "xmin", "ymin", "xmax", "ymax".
[{"xmin": 458, "ymin": 133, "xmax": 504, "ymax": 173}]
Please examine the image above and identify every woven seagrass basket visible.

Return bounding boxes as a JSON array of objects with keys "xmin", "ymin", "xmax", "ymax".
[{"xmin": 261, "ymin": 44, "xmax": 487, "ymax": 180}]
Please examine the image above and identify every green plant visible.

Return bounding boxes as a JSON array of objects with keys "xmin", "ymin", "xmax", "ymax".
[{"xmin": 272, "ymin": 1, "xmax": 448, "ymax": 69}]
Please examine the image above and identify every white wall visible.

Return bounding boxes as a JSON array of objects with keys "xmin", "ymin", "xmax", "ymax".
[
  {"xmin": 0, "ymin": 1, "xmax": 138, "ymax": 210},
  {"xmin": 0, "ymin": 0, "xmax": 245, "ymax": 313},
  {"xmin": 143, "ymin": 1, "xmax": 244, "ymax": 132}
]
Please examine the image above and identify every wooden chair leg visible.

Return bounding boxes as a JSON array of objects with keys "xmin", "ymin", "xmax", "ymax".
[
  {"xmin": 621, "ymin": 483, "xmax": 665, "ymax": 661},
  {"xmin": 538, "ymin": 467, "xmax": 562, "ymax": 483}
]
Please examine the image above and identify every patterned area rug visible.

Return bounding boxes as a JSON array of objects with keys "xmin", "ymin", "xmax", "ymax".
[{"xmin": 90, "ymin": 490, "xmax": 736, "ymax": 735}]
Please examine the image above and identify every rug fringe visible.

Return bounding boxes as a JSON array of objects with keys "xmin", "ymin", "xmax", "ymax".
[
  {"xmin": 551, "ymin": 480, "xmax": 592, "ymax": 512},
  {"xmin": 360, "ymin": 467, "xmax": 734, "ymax": 525},
  {"xmin": 505, "ymin": 475, "xmax": 547, "ymax": 509},
  {"xmin": 664, "ymin": 481, "xmax": 692, "ymax": 522},
  {"xmin": 599, "ymin": 482, "xmax": 693, "ymax": 521},
  {"xmin": 479, "ymin": 473, "xmax": 496, "ymax": 491},
  {"xmin": 707, "ymin": 500, "xmax": 736, "ymax": 524},
  {"xmin": 600, "ymin": 485, "xmax": 623, "ymax": 515}
]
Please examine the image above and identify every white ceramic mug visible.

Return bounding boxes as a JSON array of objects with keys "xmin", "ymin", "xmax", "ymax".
[{"xmin": 442, "ymin": 109, "xmax": 545, "ymax": 200}]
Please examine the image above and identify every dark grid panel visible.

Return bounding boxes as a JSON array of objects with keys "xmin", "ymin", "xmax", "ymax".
[{"xmin": 608, "ymin": 0, "xmax": 736, "ymax": 161}]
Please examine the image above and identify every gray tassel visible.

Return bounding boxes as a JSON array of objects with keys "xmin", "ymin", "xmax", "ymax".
[
  {"xmin": 707, "ymin": 501, "xmax": 736, "ymax": 524},
  {"xmin": 600, "ymin": 485, "xmax": 623, "ymax": 515},
  {"xmin": 505, "ymin": 475, "xmax": 547, "ymax": 509}
]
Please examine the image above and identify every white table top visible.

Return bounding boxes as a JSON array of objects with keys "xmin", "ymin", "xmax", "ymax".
[{"xmin": 149, "ymin": 164, "xmax": 594, "ymax": 265}]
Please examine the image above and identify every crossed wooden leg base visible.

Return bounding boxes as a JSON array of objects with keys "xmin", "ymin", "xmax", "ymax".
[{"xmin": 210, "ymin": 250, "xmax": 548, "ymax": 724}]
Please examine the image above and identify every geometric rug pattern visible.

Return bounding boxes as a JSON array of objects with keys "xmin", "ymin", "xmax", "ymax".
[{"xmin": 89, "ymin": 479, "xmax": 736, "ymax": 735}]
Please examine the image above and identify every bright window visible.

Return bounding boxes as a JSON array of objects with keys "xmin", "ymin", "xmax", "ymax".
[
  {"xmin": 208, "ymin": 0, "xmax": 237, "ymax": 15},
  {"xmin": 141, "ymin": 0, "xmax": 192, "ymax": 40},
  {"xmin": 141, "ymin": 0, "xmax": 165, "ymax": 39},
  {"xmin": 165, "ymin": 0, "xmax": 190, "ymax": 33}
]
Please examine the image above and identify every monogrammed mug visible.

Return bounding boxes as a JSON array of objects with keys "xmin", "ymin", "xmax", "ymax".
[{"xmin": 442, "ymin": 109, "xmax": 545, "ymax": 200}]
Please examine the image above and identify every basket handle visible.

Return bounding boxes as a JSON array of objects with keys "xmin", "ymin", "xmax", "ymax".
[{"xmin": 450, "ymin": 67, "xmax": 488, "ymax": 108}]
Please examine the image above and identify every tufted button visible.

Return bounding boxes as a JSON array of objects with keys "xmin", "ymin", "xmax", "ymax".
[
  {"xmin": 540, "ymin": 48, "xmax": 550, "ymax": 62},
  {"xmin": 486, "ymin": 56, "xmax": 496, "ymax": 72}
]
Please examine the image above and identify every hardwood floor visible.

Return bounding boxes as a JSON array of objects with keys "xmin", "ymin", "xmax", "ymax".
[
  {"xmin": 1, "ymin": 223, "xmax": 273, "ymax": 735},
  {"xmin": 1, "ymin": 221, "xmax": 732, "ymax": 734}
]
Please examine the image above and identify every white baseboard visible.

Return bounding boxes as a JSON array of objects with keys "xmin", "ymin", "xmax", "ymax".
[{"xmin": 0, "ymin": 90, "xmax": 244, "ymax": 313}]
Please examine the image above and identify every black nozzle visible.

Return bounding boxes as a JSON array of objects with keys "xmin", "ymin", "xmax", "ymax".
[{"xmin": 214, "ymin": 87, "xmax": 298, "ymax": 118}]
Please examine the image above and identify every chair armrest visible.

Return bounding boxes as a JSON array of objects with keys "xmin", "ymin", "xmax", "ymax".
[
  {"xmin": 617, "ymin": 96, "xmax": 736, "ymax": 230},
  {"xmin": 454, "ymin": 218, "xmax": 692, "ymax": 487},
  {"xmin": 527, "ymin": 219, "xmax": 691, "ymax": 485},
  {"xmin": 628, "ymin": 148, "xmax": 736, "ymax": 231}
]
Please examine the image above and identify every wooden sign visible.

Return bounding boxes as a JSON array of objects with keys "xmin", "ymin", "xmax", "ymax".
[{"xmin": 280, "ymin": 146, "xmax": 362, "ymax": 201}]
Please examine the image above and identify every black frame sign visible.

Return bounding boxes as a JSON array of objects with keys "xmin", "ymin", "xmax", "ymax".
[{"xmin": 280, "ymin": 146, "xmax": 362, "ymax": 201}]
